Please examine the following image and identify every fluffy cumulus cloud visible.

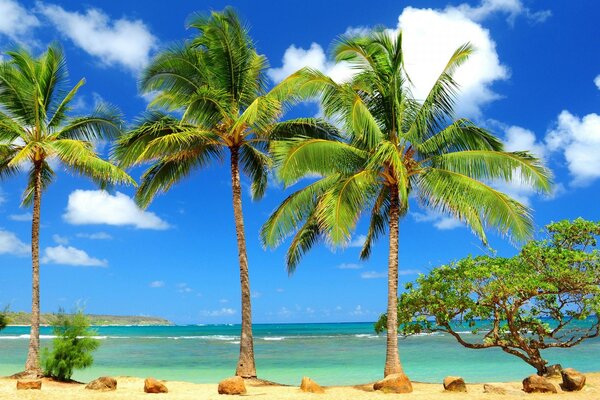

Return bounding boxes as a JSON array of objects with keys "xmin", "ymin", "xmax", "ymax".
[
  {"xmin": 267, "ymin": 43, "xmax": 354, "ymax": 83},
  {"xmin": 268, "ymin": 1, "xmax": 522, "ymax": 118},
  {"xmin": 0, "ymin": 229, "xmax": 29, "ymax": 256},
  {"xmin": 546, "ymin": 111, "xmax": 600, "ymax": 186},
  {"xmin": 397, "ymin": 6, "xmax": 508, "ymax": 117},
  {"xmin": 41, "ymin": 245, "xmax": 107, "ymax": 267},
  {"xmin": 149, "ymin": 280, "xmax": 165, "ymax": 288},
  {"xmin": 0, "ymin": 0, "xmax": 39, "ymax": 41},
  {"xmin": 595, "ymin": 75, "xmax": 600, "ymax": 90},
  {"xmin": 63, "ymin": 190, "xmax": 170, "ymax": 230},
  {"xmin": 37, "ymin": 4, "xmax": 157, "ymax": 71}
]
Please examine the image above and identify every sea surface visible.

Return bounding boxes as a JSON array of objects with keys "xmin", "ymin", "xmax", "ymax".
[{"xmin": 1, "ymin": 323, "xmax": 599, "ymax": 385}]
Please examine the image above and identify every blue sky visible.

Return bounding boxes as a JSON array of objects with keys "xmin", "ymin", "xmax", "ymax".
[{"xmin": 0, "ymin": 0, "xmax": 598, "ymax": 324}]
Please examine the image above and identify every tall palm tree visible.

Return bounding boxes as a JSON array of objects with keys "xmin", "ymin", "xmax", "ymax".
[
  {"xmin": 0, "ymin": 45, "xmax": 134, "ymax": 376},
  {"xmin": 261, "ymin": 31, "xmax": 552, "ymax": 385},
  {"xmin": 114, "ymin": 8, "xmax": 338, "ymax": 378}
]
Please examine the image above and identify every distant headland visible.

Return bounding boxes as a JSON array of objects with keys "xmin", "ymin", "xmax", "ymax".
[{"xmin": 4, "ymin": 312, "xmax": 172, "ymax": 326}]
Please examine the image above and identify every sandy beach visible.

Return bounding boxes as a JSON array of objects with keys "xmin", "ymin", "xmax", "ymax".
[{"xmin": 0, "ymin": 373, "xmax": 598, "ymax": 400}]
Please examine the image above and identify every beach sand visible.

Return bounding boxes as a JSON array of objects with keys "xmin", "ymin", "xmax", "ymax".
[{"xmin": 0, "ymin": 373, "xmax": 599, "ymax": 400}]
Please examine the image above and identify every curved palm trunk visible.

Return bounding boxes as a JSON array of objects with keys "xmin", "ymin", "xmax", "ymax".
[
  {"xmin": 24, "ymin": 164, "xmax": 42, "ymax": 376},
  {"xmin": 230, "ymin": 146, "xmax": 257, "ymax": 378},
  {"xmin": 384, "ymin": 184, "xmax": 409, "ymax": 385}
]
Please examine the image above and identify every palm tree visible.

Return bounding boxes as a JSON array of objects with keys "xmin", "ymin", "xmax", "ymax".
[
  {"xmin": 261, "ymin": 31, "xmax": 551, "ymax": 385},
  {"xmin": 114, "ymin": 8, "xmax": 338, "ymax": 378},
  {"xmin": 0, "ymin": 45, "xmax": 134, "ymax": 376}
]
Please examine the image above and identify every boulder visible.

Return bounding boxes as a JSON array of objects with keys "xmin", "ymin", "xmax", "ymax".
[
  {"xmin": 373, "ymin": 373, "xmax": 413, "ymax": 394},
  {"xmin": 443, "ymin": 376, "xmax": 467, "ymax": 392},
  {"xmin": 522, "ymin": 375, "xmax": 557, "ymax": 394},
  {"xmin": 144, "ymin": 377, "xmax": 168, "ymax": 394},
  {"xmin": 218, "ymin": 376, "xmax": 247, "ymax": 395},
  {"xmin": 16, "ymin": 379, "xmax": 42, "ymax": 390},
  {"xmin": 86, "ymin": 376, "xmax": 117, "ymax": 391},
  {"xmin": 483, "ymin": 384, "xmax": 507, "ymax": 395},
  {"xmin": 300, "ymin": 377, "xmax": 325, "ymax": 394},
  {"xmin": 561, "ymin": 368, "xmax": 586, "ymax": 392},
  {"xmin": 545, "ymin": 364, "xmax": 563, "ymax": 377}
]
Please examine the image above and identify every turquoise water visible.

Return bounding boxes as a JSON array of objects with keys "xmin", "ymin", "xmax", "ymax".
[{"xmin": 1, "ymin": 323, "xmax": 599, "ymax": 385}]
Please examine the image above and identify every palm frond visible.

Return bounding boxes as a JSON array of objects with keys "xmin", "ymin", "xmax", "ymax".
[
  {"xmin": 272, "ymin": 138, "xmax": 366, "ymax": 186},
  {"xmin": 239, "ymin": 143, "xmax": 270, "ymax": 200}
]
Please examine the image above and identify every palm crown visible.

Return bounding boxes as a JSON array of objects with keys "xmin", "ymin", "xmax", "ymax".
[
  {"xmin": 115, "ymin": 9, "xmax": 337, "ymax": 204},
  {"xmin": 0, "ymin": 45, "xmax": 134, "ymax": 195},
  {"xmin": 262, "ymin": 31, "xmax": 552, "ymax": 271}
]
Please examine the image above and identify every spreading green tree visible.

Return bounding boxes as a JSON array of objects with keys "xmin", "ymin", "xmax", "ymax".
[
  {"xmin": 114, "ymin": 8, "xmax": 338, "ymax": 378},
  {"xmin": 43, "ymin": 310, "xmax": 100, "ymax": 381},
  {"xmin": 0, "ymin": 45, "xmax": 134, "ymax": 376},
  {"xmin": 377, "ymin": 219, "xmax": 600, "ymax": 375},
  {"xmin": 261, "ymin": 31, "xmax": 551, "ymax": 383}
]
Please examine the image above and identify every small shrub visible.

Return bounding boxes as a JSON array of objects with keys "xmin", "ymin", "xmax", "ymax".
[
  {"xmin": 0, "ymin": 311, "xmax": 7, "ymax": 331},
  {"xmin": 42, "ymin": 309, "xmax": 100, "ymax": 381}
]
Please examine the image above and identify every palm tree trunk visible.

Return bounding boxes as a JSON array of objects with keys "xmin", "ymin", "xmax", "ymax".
[
  {"xmin": 384, "ymin": 184, "xmax": 406, "ymax": 379},
  {"xmin": 24, "ymin": 163, "xmax": 42, "ymax": 376},
  {"xmin": 230, "ymin": 146, "xmax": 257, "ymax": 378}
]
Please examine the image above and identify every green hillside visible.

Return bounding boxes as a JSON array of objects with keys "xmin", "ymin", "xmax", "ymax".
[{"xmin": 4, "ymin": 312, "xmax": 172, "ymax": 326}]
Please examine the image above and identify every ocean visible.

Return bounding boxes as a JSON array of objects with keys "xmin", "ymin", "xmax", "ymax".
[{"xmin": 1, "ymin": 323, "xmax": 598, "ymax": 385}]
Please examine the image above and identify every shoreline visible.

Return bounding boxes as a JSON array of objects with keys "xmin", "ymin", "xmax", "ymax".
[{"xmin": 1, "ymin": 373, "xmax": 599, "ymax": 399}]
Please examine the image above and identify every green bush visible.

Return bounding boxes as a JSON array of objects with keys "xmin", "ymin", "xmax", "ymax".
[{"xmin": 42, "ymin": 310, "xmax": 100, "ymax": 381}]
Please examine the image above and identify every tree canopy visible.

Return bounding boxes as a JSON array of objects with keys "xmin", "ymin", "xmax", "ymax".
[{"xmin": 376, "ymin": 218, "xmax": 600, "ymax": 375}]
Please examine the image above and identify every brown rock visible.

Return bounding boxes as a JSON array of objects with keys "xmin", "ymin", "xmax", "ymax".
[
  {"xmin": 300, "ymin": 377, "xmax": 325, "ymax": 394},
  {"xmin": 373, "ymin": 373, "xmax": 413, "ymax": 394},
  {"xmin": 443, "ymin": 376, "xmax": 467, "ymax": 392},
  {"xmin": 545, "ymin": 364, "xmax": 563, "ymax": 377},
  {"xmin": 86, "ymin": 376, "xmax": 117, "ymax": 391},
  {"xmin": 561, "ymin": 368, "xmax": 586, "ymax": 391},
  {"xmin": 483, "ymin": 384, "xmax": 507, "ymax": 395},
  {"xmin": 144, "ymin": 377, "xmax": 168, "ymax": 394},
  {"xmin": 522, "ymin": 375, "xmax": 557, "ymax": 393},
  {"xmin": 218, "ymin": 376, "xmax": 247, "ymax": 395},
  {"xmin": 16, "ymin": 379, "xmax": 42, "ymax": 390}
]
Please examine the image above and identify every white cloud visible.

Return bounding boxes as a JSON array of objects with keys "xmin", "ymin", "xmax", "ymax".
[
  {"xmin": 200, "ymin": 308, "xmax": 236, "ymax": 317},
  {"xmin": 450, "ymin": 0, "xmax": 551, "ymax": 24},
  {"xmin": 269, "ymin": 5, "xmax": 510, "ymax": 118},
  {"xmin": 149, "ymin": 280, "xmax": 164, "ymax": 288},
  {"xmin": 267, "ymin": 43, "xmax": 354, "ymax": 84},
  {"xmin": 337, "ymin": 263, "xmax": 363, "ymax": 270},
  {"xmin": 251, "ymin": 291, "xmax": 262, "ymax": 299},
  {"xmin": 52, "ymin": 234, "xmax": 69, "ymax": 245},
  {"xmin": 275, "ymin": 288, "xmax": 285, "ymax": 293},
  {"xmin": 41, "ymin": 245, "xmax": 107, "ymax": 267},
  {"xmin": 9, "ymin": 213, "xmax": 32, "ymax": 222},
  {"xmin": 398, "ymin": 7, "xmax": 508, "ymax": 117},
  {"xmin": 0, "ymin": 0, "xmax": 39, "ymax": 42},
  {"xmin": 348, "ymin": 234, "xmax": 366, "ymax": 248},
  {"xmin": 413, "ymin": 210, "xmax": 464, "ymax": 230},
  {"xmin": 595, "ymin": 75, "xmax": 600, "ymax": 90},
  {"xmin": 361, "ymin": 270, "xmax": 386, "ymax": 279},
  {"xmin": 0, "ymin": 229, "xmax": 29, "ymax": 256},
  {"xmin": 37, "ymin": 4, "xmax": 157, "ymax": 72},
  {"xmin": 504, "ymin": 125, "xmax": 547, "ymax": 159},
  {"xmin": 63, "ymin": 190, "xmax": 169, "ymax": 230},
  {"xmin": 546, "ymin": 110, "xmax": 600, "ymax": 186},
  {"xmin": 76, "ymin": 232, "xmax": 113, "ymax": 240}
]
